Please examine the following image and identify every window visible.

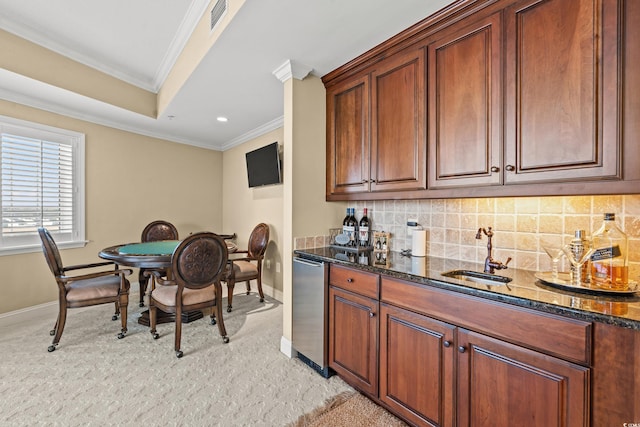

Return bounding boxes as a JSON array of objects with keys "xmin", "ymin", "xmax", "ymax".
[{"xmin": 1, "ymin": 115, "xmax": 85, "ymax": 255}]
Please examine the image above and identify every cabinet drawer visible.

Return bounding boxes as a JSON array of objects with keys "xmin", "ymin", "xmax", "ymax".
[
  {"xmin": 330, "ymin": 264, "xmax": 379, "ymax": 299},
  {"xmin": 381, "ymin": 277, "xmax": 592, "ymax": 364}
]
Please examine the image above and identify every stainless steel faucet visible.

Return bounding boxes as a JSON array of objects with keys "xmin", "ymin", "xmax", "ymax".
[{"xmin": 476, "ymin": 227, "xmax": 512, "ymax": 274}]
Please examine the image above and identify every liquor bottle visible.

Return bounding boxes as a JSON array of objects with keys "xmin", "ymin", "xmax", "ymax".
[
  {"xmin": 590, "ymin": 213, "xmax": 629, "ymax": 290},
  {"xmin": 347, "ymin": 208, "xmax": 358, "ymax": 247},
  {"xmin": 358, "ymin": 208, "xmax": 370, "ymax": 247}
]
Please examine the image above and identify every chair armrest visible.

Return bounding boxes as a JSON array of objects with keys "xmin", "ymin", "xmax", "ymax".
[
  {"xmin": 228, "ymin": 256, "xmax": 254, "ymax": 263},
  {"xmin": 63, "ymin": 261, "xmax": 117, "ymax": 272},
  {"xmin": 61, "ymin": 268, "xmax": 133, "ymax": 283},
  {"xmin": 148, "ymin": 270, "xmax": 175, "ymax": 286}
]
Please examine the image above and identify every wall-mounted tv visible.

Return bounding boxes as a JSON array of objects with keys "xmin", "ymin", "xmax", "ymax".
[{"xmin": 245, "ymin": 141, "xmax": 282, "ymax": 188}]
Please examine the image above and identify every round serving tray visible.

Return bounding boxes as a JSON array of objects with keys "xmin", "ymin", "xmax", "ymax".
[{"xmin": 535, "ymin": 271, "xmax": 639, "ymax": 296}]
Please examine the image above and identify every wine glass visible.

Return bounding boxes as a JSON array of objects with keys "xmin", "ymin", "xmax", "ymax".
[
  {"xmin": 542, "ymin": 244, "xmax": 564, "ymax": 279},
  {"xmin": 562, "ymin": 244, "xmax": 594, "ymax": 286}
]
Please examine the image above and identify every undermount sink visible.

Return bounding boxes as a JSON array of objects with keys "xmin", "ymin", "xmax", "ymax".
[{"xmin": 441, "ymin": 270, "xmax": 513, "ymax": 286}]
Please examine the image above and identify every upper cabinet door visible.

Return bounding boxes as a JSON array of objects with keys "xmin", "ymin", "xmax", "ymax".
[
  {"xmin": 504, "ymin": 0, "xmax": 621, "ymax": 183},
  {"xmin": 427, "ymin": 12, "xmax": 503, "ymax": 189},
  {"xmin": 370, "ymin": 47, "xmax": 427, "ymax": 192},
  {"xmin": 326, "ymin": 75, "xmax": 370, "ymax": 195}
]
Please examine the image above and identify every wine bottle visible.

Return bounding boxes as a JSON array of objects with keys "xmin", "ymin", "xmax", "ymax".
[
  {"xmin": 347, "ymin": 208, "xmax": 358, "ymax": 247},
  {"xmin": 342, "ymin": 207, "xmax": 350, "ymax": 240},
  {"xmin": 359, "ymin": 208, "xmax": 370, "ymax": 247},
  {"xmin": 590, "ymin": 213, "xmax": 629, "ymax": 290}
]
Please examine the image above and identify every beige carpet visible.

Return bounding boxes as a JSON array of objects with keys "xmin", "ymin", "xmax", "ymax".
[
  {"xmin": 0, "ymin": 292, "xmax": 354, "ymax": 426},
  {"xmin": 287, "ymin": 391, "xmax": 408, "ymax": 427}
]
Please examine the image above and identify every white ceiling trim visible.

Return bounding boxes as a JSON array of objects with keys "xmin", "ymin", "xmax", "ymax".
[
  {"xmin": 0, "ymin": 69, "xmax": 213, "ymax": 150},
  {"xmin": 0, "ymin": 68, "xmax": 283, "ymax": 152},
  {"xmin": 151, "ymin": 0, "xmax": 211, "ymax": 92},
  {"xmin": 272, "ymin": 60, "xmax": 313, "ymax": 83},
  {"xmin": 0, "ymin": 0, "xmax": 210, "ymax": 92},
  {"xmin": 220, "ymin": 116, "xmax": 284, "ymax": 152}
]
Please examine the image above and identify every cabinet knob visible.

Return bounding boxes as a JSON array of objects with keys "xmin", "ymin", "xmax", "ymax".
[
  {"xmin": 347, "ymin": 278, "xmax": 353, "ymax": 283},
  {"xmin": 370, "ymin": 179, "xmax": 376, "ymax": 183},
  {"xmin": 505, "ymin": 165, "xmax": 515, "ymax": 172},
  {"xmin": 443, "ymin": 340, "xmax": 451, "ymax": 348},
  {"xmin": 490, "ymin": 166, "xmax": 499, "ymax": 173},
  {"xmin": 369, "ymin": 311, "xmax": 375, "ymax": 318},
  {"xmin": 458, "ymin": 346, "xmax": 466, "ymax": 353}
]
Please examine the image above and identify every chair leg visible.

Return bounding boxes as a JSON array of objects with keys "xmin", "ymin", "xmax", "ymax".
[
  {"xmin": 138, "ymin": 270, "xmax": 147, "ymax": 307},
  {"xmin": 117, "ymin": 294, "xmax": 128, "ymax": 339},
  {"xmin": 175, "ymin": 306, "xmax": 183, "ymax": 358},
  {"xmin": 112, "ymin": 302, "xmax": 119, "ymax": 321},
  {"xmin": 150, "ymin": 301, "xmax": 159, "ymax": 340},
  {"xmin": 214, "ymin": 282, "xmax": 229, "ymax": 343},
  {"xmin": 227, "ymin": 281, "xmax": 235, "ymax": 312},
  {"xmin": 49, "ymin": 302, "xmax": 67, "ymax": 352},
  {"xmin": 256, "ymin": 276, "xmax": 265, "ymax": 303},
  {"xmin": 245, "ymin": 280, "xmax": 251, "ymax": 295}
]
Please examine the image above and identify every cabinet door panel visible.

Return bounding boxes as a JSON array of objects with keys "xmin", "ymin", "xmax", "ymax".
[
  {"xmin": 327, "ymin": 75, "xmax": 370, "ymax": 194},
  {"xmin": 457, "ymin": 329, "xmax": 589, "ymax": 427},
  {"xmin": 328, "ymin": 286, "xmax": 378, "ymax": 395},
  {"xmin": 371, "ymin": 47, "xmax": 426, "ymax": 192},
  {"xmin": 428, "ymin": 12, "xmax": 502, "ymax": 188},
  {"xmin": 380, "ymin": 304, "xmax": 455, "ymax": 427},
  {"xmin": 504, "ymin": 0, "xmax": 621, "ymax": 183}
]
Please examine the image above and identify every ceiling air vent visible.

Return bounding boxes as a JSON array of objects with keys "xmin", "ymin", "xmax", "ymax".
[{"xmin": 210, "ymin": 0, "xmax": 228, "ymax": 31}]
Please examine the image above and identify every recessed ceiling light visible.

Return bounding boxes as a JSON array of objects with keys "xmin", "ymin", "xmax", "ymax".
[{"xmin": 217, "ymin": 116, "xmax": 228, "ymax": 122}]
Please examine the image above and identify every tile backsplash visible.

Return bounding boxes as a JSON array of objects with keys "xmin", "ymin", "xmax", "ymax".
[{"xmin": 295, "ymin": 195, "xmax": 640, "ymax": 279}]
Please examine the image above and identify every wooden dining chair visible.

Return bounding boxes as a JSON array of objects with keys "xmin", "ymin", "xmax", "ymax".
[
  {"xmin": 138, "ymin": 220, "xmax": 179, "ymax": 307},
  {"xmin": 223, "ymin": 223, "xmax": 269, "ymax": 312},
  {"xmin": 38, "ymin": 227, "xmax": 132, "ymax": 352},
  {"xmin": 148, "ymin": 232, "xmax": 229, "ymax": 358}
]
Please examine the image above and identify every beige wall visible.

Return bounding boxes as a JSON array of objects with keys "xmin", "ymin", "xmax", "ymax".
[
  {"xmin": 0, "ymin": 29, "xmax": 156, "ymax": 117},
  {"xmin": 221, "ymin": 128, "xmax": 284, "ymax": 299},
  {"xmin": 0, "ymin": 100, "xmax": 223, "ymax": 314},
  {"xmin": 281, "ymin": 75, "xmax": 346, "ymax": 346}
]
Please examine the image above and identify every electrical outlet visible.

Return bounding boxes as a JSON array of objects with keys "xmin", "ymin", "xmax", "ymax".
[
  {"xmin": 265, "ymin": 260, "xmax": 271, "ymax": 269},
  {"xmin": 276, "ymin": 262, "xmax": 281, "ymax": 273}
]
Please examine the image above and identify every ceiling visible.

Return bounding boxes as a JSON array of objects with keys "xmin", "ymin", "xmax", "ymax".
[{"xmin": 0, "ymin": 0, "xmax": 450, "ymax": 151}]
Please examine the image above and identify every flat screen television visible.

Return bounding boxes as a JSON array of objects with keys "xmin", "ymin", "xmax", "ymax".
[{"xmin": 245, "ymin": 141, "xmax": 282, "ymax": 188}]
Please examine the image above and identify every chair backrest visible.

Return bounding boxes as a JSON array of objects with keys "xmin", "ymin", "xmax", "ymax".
[
  {"xmin": 141, "ymin": 220, "xmax": 178, "ymax": 242},
  {"xmin": 247, "ymin": 223, "xmax": 270, "ymax": 259},
  {"xmin": 172, "ymin": 232, "xmax": 228, "ymax": 291},
  {"xmin": 38, "ymin": 227, "xmax": 64, "ymax": 277}
]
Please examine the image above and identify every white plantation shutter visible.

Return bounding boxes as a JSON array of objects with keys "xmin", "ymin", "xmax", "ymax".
[{"xmin": 0, "ymin": 116, "xmax": 85, "ymax": 254}]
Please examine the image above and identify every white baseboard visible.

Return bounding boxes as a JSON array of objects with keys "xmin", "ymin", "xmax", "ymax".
[{"xmin": 280, "ymin": 335, "xmax": 297, "ymax": 359}]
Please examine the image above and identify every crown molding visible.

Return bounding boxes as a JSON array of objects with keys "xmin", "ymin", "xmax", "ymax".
[{"xmin": 272, "ymin": 60, "xmax": 313, "ymax": 83}]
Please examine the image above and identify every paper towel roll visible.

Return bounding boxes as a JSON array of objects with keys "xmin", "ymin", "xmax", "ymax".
[{"xmin": 412, "ymin": 229, "xmax": 426, "ymax": 257}]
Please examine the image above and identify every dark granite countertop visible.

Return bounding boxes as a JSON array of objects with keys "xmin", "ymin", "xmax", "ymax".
[{"xmin": 294, "ymin": 247, "xmax": 640, "ymax": 330}]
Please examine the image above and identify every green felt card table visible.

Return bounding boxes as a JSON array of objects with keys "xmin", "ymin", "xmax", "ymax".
[{"xmin": 100, "ymin": 238, "xmax": 235, "ymax": 326}]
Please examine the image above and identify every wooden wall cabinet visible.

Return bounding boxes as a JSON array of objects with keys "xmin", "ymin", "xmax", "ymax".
[
  {"xmin": 324, "ymin": 0, "xmax": 637, "ymax": 199},
  {"xmin": 427, "ymin": 11, "xmax": 503, "ymax": 189},
  {"xmin": 326, "ymin": 46, "xmax": 426, "ymax": 199},
  {"xmin": 503, "ymin": 0, "xmax": 621, "ymax": 184}
]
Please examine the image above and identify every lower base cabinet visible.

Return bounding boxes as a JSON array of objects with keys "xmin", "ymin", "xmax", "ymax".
[
  {"xmin": 328, "ymin": 265, "xmax": 593, "ymax": 427},
  {"xmin": 456, "ymin": 329, "xmax": 589, "ymax": 427},
  {"xmin": 328, "ymin": 285, "xmax": 378, "ymax": 397}
]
